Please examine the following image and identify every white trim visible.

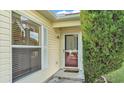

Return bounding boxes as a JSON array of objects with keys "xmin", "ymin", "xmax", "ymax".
[
  {"xmin": 10, "ymin": 10, "xmax": 12, "ymax": 83},
  {"xmin": 12, "ymin": 45, "xmax": 41, "ymax": 48},
  {"xmin": 41, "ymin": 25, "xmax": 48, "ymax": 69},
  {"xmin": 78, "ymin": 32, "xmax": 83, "ymax": 70},
  {"xmin": 41, "ymin": 25, "xmax": 44, "ymax": 69}
]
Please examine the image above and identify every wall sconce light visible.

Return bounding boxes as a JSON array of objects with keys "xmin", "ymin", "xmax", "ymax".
[{"xmin": 56, "ymin": 35, "xmax": 60, "ymax": 39}]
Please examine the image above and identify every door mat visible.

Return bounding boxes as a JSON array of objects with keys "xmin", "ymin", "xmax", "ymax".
[{"xmin": 64, "ymin": 69, "xmax": 79, "ymax": 73}]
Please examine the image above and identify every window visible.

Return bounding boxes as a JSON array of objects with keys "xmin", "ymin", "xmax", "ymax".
[
  {"xmin": 12, "ymin": 12, "xmax": 41, "ymax": 82},
  {"xmin": 42, "ymin": 26, "xmax": 48, "ymax": 69},
  {"xmin": 12, "ymin": 12, "xmax": 40, "ymax": 46},
  {"xmin": 65, "ymin": 35, "xmax": 78, "ymax": 50}
]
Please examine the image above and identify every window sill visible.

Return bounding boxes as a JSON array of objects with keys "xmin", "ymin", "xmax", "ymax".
[{"xmin": 12, "ymin": 45, "xmax": 41, "ymax": 48}]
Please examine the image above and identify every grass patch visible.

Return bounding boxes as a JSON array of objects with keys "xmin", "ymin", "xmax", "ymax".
[{"xmin": 106, "ymin": 62, "xmax": 124, "ymax": 83}]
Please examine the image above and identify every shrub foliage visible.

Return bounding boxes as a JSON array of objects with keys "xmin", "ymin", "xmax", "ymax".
[{"xmin": 80, "ymin": 11, "xmax": 124, "ymax": 82}]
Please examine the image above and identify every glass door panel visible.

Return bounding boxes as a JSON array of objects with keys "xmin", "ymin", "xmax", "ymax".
[{"xmin": 65, "ymin": 34, "xmax": 78, "ymax": 67}]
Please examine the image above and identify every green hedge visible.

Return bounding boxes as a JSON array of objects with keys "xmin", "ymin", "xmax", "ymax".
[{"xmin": 80, "ymin": 11, "xmax": 124, "ymax": 82}]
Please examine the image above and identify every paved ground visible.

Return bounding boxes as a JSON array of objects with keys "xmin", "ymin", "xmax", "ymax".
[{"xmin": 46, "ymin": 69, "xmax": 84, "ymax": 83}]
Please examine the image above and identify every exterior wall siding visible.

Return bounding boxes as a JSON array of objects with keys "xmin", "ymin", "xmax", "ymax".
[
  {"xmin": 0, "ymin": 10, "xmax": 60, "ymax": 83},
  {"xmin": 0, "ymin": 10, "xmax": 12, "ymax": 82},
  {"xmin": 0, "ymin": 10, "xmax": 81, "ymax": 83}
]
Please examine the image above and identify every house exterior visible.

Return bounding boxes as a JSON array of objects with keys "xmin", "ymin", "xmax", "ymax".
[{"xmin": 0, "ymin": 10, "xmax": 84, "ymax": 83}]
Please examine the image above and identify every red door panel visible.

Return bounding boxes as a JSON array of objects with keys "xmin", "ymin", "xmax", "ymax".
[{"xmin": 65, "ymin": 52, "xmax": 78, "ymax": 67}]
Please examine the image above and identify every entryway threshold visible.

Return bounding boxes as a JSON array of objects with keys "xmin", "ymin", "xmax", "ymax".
[{"xmin": 46, "ymin": 69, "xmax": 84, "ymax": 83}]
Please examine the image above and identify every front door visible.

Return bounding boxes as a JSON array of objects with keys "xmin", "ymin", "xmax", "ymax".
[{"xmin": 65, "ymin": 34, "xmax": 78, "ymax": 67}]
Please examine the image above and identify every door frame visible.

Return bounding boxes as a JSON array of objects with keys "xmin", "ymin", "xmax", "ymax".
[{"xmin": 62, "ymin": 32, "xmax": 83, "ymax": 70}]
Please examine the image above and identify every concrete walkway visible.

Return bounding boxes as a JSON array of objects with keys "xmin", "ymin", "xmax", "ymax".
[{"xmin": 46, "ymin": 69, "xmax": 84, "ymax": 83}]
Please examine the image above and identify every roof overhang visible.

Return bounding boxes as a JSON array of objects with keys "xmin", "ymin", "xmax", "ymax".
[
  {"xmin": 53, "ymin": 20, "xmax": 80, "ymax": 28},
  {"xmin": 37, "ymin": 10, "xmax": 80, "ymax": 22}
]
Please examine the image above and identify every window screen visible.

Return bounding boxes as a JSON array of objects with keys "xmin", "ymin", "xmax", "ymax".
[{"xmin": 12, "ymin": 48, "xmax": 41, "ymax": 82}]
